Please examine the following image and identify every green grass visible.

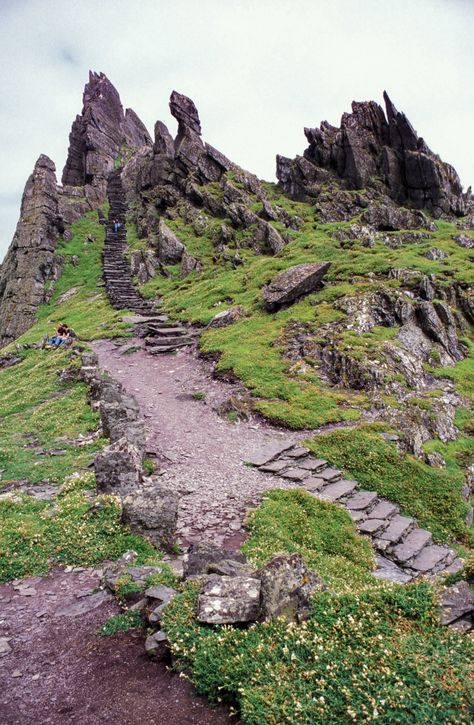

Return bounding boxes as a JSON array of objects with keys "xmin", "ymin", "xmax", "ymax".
[
  {"xmin": 242, "ymin": 489, "xmax": 375, "ymax": 591},
  {"xmin": 0, "ymin": 472, "xmax": 158, "ymax": 582},
  {"xmin": 162, "ymin": 490, "xmax": 473, "ymax": 724},
  {"xmin": 306, "ymin": 427, "xmax": 471, "ymax": 545},
  {"xmin": 0, "ymin": 349, "xmax": 105, "ymax": 484},
  {"xmin": 14, "ymin": 209, "xmax": 129, "ymax": 346},
  {"xmin": 100, "ymin": 610, "xmax": 144, "ymax": 636}
]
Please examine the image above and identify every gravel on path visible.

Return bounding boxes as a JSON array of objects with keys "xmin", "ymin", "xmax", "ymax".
[{"xmin": 93, "ymin": 340, "xmax": 306, "ymax": 548}]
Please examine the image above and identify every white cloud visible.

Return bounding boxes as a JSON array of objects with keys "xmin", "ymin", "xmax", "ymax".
[{"xmin": 1, "ymin": 0, "xmax": 473, "ymax": 259}]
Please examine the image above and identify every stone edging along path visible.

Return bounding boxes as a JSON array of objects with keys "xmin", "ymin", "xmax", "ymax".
[{"xmin": 244, "ymin": 439, "xmax": 463, "ymax": 584}]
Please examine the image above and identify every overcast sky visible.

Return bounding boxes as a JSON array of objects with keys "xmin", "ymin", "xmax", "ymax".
[{"xmin": 1, "ymin": 0, "xmax": 473, "ymax": 261}]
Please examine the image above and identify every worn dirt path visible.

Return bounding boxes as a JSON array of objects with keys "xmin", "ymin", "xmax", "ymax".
[
  {"xmin": 93, "ymin": 339, "xmax": 306, "ymax": 548},
  {"xmin": 0, "ymin": 569, "xmax": 234, "ymax": 725}
]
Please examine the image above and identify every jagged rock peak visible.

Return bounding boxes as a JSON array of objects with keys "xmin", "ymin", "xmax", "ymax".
[
  {"xmin": 0, "ymin": 155, "xmax": 63, "ymax": 348},
  {"xmin": 169, "ymin": 90, "xmax": 202, "ymax": 136},
  {"xmin": 277, "ymin": 91, "xmax": 468, "ymax": 217},
  {"xmin": 61, "ymin": 71, "xmax": 151, "ymax": 195}
]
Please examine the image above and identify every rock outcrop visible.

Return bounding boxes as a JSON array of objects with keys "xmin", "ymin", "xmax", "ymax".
[
  {"xmin": 277, "ymin": 92, "xmax": 470, "ymax": 217},
  {"xmin": 0, "ymin": 155, "xmax": 63, "ymax": 348},
  {"xmin": 62, "ymin": 71, "xmax": 151, "ymax": 204},
  {"xmin": 263, "ymin": 262, "xmax": 331, "ymax": 311}
]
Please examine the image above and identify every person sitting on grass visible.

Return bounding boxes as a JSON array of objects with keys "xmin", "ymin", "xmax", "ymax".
[{"xmin": 43, "ymin": 323, "xmax": 76, "ymax": 349}]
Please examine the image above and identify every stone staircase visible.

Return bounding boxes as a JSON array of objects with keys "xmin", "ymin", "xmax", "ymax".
[
  {"xmin": 245, "ymin": 440, "xmax": 463, "ymax": 583},
  {"xmin": 104, "ymin": 170, "xmax": 196, "ymax": 353}
]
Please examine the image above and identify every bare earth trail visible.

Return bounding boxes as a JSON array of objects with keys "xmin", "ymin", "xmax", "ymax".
[
  {"xmin": 93, "ymin": 339, "xmax": 307, "ymax": 549},
  {"xmin": 0, "ymin": 569, "xmax": 233, "ymax": 725}
]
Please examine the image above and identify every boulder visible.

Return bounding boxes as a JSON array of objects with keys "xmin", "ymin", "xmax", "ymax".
[
  {"xmin": 183, "ymin": 542, "xmax": 248, "ymax": 579},
  {"xmin": 361, "ymin": 205, "xmax": 434, "ymax": 232},
  {"xmin": 208, "ymin": 306, "xmax": 245, "ymax": 328},
  {"xmin": 122, "ymin": 480, "xmax": 178, "ymax": 552},
  {"xmin": 197, "ymin": 575, "xmax": 261, "ymax": 624},
  {"xmin": 180, "ymin": 250, "xmax": 202, "ymax": 279},
  {"xmin": 145, "ymin": 630, "xmax": 169, "ymax": 659},
  {"xmin": 262, "ymin": 262, "xmax": 331, "ymax": 311},
  {"xmin": 258, "ymin": 553, "xmax": 326, "ymax": 623},
  {"xmin": 94, "ymin": 437, "xmax": 143, "ymax": 495},
  {"xmin": 157, "ymin": 219, "xmax": 185, "ymax": 263},
  {"xmin": 439, "ymin": 581, "xmax": 474, "ymax": 630},
  {"xmin": 145, "ymin": 585, "xmax": 178, "ymax": 624},
  {"xmin": 99, "ymin": 389, "xmax": 146, "ymax": 450},
  {"xmin": 425, "ymin": 247, "xmax": 448, "ymax": 260}
]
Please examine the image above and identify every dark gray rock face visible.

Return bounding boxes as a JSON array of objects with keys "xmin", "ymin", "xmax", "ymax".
[
  {"xmin": 277, "ymin": 91, "xmax": 468, "ymax": 217},
  {"xmin": 258, "ymin": 553, "xmax": 326, "ymax": 623},
  {"xmin": 61, "ymin": 71, "xmax": 151, "ymax": 202},
  {"xmin": 183, "ymin": 542, "xmax": 248, "ymax": 579},
  {"xmin": 262, "ymin": 262, "xmax": 331, "ymax": 311},
  {"xmin": 0, "ymin": 155, "xmax": 63, "ymax": 348},
  {"xmin": 197, "ymin": 575, "xmax": 261, "ymax": 624},
  {"xmin": 157, "ymin": 219, "xmax": 185, "ymax": 263},
  {"xmin": 94, "ymin": 437, "xmax": 143, "ymax": 495},
  {"xmin": 122, "ymin": 480, "xmax": 178, "ymax": 552}
]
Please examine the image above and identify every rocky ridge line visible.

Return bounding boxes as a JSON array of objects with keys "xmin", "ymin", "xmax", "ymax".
[
  {"xmin": 277, "ymin": 91, "xmax": 472, "ymax": 218},
  {"xmin": 0, "ymin": 155, "xmax": 63, "ymax": 348}
]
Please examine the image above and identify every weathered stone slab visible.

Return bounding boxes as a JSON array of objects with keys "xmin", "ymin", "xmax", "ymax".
[
  {"xmin": 244, "ymin": 441, "xmax": 296, "ymax": 467},
  {"xmin": 183, "ymin": 542, "xmax": 247, "ymax": 579},
  {"xmin": 439, "ymin": 581, "xmax": 474, "ymax": 627},
  {"xmin": 285, "ymin": 447, "xmax": 310, "ymax": 459},
  {"xmin": 262, "ymin": 262, "xmax": 331, "ymax": 311},
  {"xmin": 259, "ymin": 460, "xmax": 289, "ymax": 473},
  {"xmin": 304, "ymin": 477, "xmax": 325, "ymax": 492},
  {"xmin": 373, "ymin": 555, "xmax": 412, "ymax": 584},
  {"xmin": 409, "ymin": 545, "xmax": 452, "ymax": 573},
  {"xmin": 367, "ymin": 500, "xmax": 399, "ymax": 520},
  {"xmin": 279, "ymin": 467, "xmax": 310, "ymax": 481},
  {"xmin": 391, "ymin": 529, "xmax": 432, "ymax": 563},
  {"xmin": 197, "ymin": 576, "xmax": 261, "ymax": 624},
  {"xmin": 358, "ymin": 518, "xmax": 387, "ymax": 534},
  {"xmin": 295, "ymin": 458, "xmax": 327, "ymax": 471},
  {"xmin": 54, "ymin": 591, "xmax": 112, "ymax": 617},
  {"xmin": 258, "ymin": 553, "xmax": 326, "ymax": 623},
  {"xmin": 145, "ymin": 630, "xmax": 168, "ymax": 659},
  {"xmin": 0, "ymin": 638, "xmax": 12, "ymax": 658},
  {"xmin": 318, "ymin": 479, "xmax": 357, "ymax": 502},
  {"xmin": 318, "ymin": 467, "xmax": 342, "ymax": 482},
  {"xmin": 345, "ymin": 491, "xmax": 378, "ymax": 511},
  {"xmin": 378, "ymin": 515, "xmax": 415, "ymax": 543}
]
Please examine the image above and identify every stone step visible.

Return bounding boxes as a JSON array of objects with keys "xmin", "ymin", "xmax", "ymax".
[
  {"xmin": 290, "ymin": 457, "xmax": 327, "ymax": 472},
  {"xmin": 357, "ymin": 517, "xmax": 389, "ymax": 535},
  {"xmin": 145, "ymin": 336, "xmax": 193, "ymax": 347},
  {"xmin": 344, "ymin": 490, "xmax": 378, "ymax": 512},
  {"xmin": 244, "ymin": 441, "xmax": 296, "ymax": 467},
  {"xmin": 318, "ymin": 467, "xmax": 342, "ymax": 482},
  {"xmin": 303, "ymin": 477, "xmax": 325, "ymax": 493},
  {"xmin": 147, "ymin": 343, "xmax": 190, "ymax": 354},
  {"xmin": 317, "ymin": 479, "xmax": 358, "ymax": 502},
  {"xmin": 391, "ymin": 529, "xmax": 432, "ymax": 564},
  {"xmin": 279, "ymin": 467, "xmax": 310, "ymax": 481},
  {"xmin": 375, "ymin": 515, "xmax": 416, "ymax": 547},
  {"xmin": 146, "ymin": 327, "xmax": 189, "ymax": 337},
  {"xmin": 365, "ymin": 499, "xmax": 399, "ymax": 521},
  {"xmin": 409, "ymin": 545, "xmax": 454, "ymax": 574}
]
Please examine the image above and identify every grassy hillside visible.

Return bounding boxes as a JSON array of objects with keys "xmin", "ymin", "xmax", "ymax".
[
  {"xmin": 0, "ymin": 210, "xmax": 159, "ymax": 582},
  {"xmin": 130, "ymin": 177, "xmax": 474, "ymax": 546}
]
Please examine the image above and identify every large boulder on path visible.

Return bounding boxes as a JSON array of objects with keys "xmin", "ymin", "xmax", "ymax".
[
  {"xmin": 258, "ymin": 553, "xmax": 326, "ymax": 623},
  {"xmin": 197, "ymin": 575, "xmax": 261, "ymax": 624},
  {"xmin": 183, "ymin": 542, "xmax": 249, "ymax": 579},
  {"xmin": 94, "ymin": 437, "xmax": 143, "ymax": 495},
  {"xmin": 122, "ymin": 480, "xmax": 178, "ymax": 552},
  {"xmin": 157, "ymin": 219, "xmax": 185, "ymax": 264},
  {"xmin": 262, "ymin": 262, "xmax": 331, "ymax": 311}
]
